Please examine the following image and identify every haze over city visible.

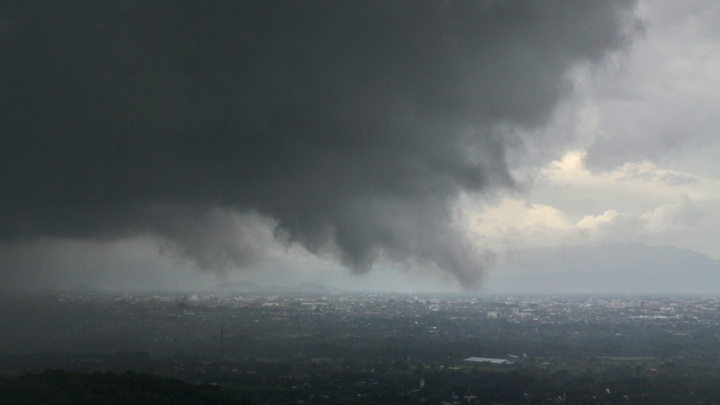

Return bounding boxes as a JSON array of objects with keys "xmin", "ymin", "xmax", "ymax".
[{"xmin": 2, "ymin": 1, "xmax": 719, "ymax": 294}]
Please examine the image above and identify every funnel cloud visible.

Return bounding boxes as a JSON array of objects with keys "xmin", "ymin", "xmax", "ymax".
[{"xmin": 0, "ymin": 1, "xmax": 638, "ymax": 287}]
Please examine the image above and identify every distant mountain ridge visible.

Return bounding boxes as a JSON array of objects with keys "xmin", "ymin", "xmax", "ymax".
[
  {"xmin": 210, "ymin": 280, "xmax": 264, "ymax": 292},
  {"xmin": 487, "ymin": 243, "xmax": 720, "ymax": 294},
  {"xmin": 210, "ymin": 280, "xmax": 334, "ymax": 293}
]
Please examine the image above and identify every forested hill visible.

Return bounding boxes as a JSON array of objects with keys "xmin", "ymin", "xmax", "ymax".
[{"xmin": 490, "ymin": 243, "xmax": 720, "ymax": 293}]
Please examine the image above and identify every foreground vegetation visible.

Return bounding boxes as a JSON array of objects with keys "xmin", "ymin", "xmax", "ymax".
[
  {"xmin": 4, "ymin": 363, "xmax": 720, "ymax": 404},
  {"xmin": 0, "ymin": 369, "xmax": 248, "ymax": 405}
]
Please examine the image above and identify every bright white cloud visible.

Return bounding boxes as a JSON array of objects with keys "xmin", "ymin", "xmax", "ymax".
[
  {"xmin": 469, "ymin": 150, "xmax": 720, "ymax": 259},
  {"xmin": 576, "ymin": 210, "xmax": 621, "ymax": 230}
]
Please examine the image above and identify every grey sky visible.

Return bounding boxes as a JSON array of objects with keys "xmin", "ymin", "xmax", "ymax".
[
  {"xmin": 477, "ymin": 0, "xmax": 720, "ymax": 258},
  {"xmin": 3, "ymin": 1, "xmax": 716, "ymax": 293}
]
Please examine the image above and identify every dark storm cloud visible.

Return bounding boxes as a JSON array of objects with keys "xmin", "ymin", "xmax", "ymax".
[{"xmin": 0, "ymin": 1, "xmax": 638, "ymax": 285}]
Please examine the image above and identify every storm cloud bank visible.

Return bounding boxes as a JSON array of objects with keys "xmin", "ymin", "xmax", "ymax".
[{"xmin": 1, "ymin": 1, "xmax": 637, "ymax": 286}]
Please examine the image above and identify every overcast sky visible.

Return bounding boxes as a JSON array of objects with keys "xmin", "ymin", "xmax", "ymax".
[
  {"xmin": 1, "ymin": 1, "xmax": 718, "ymax": 292},
  {"xmin": 474, "ymin": 0, "xmax": 720, "ymax": 257}
]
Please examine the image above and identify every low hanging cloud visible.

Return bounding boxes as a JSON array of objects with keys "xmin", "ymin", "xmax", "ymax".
[
  {"xmin": 571, "ymin": 194, "xmax": 705, "ymax": 249},
  {"xmin": 0, "ymin": 1, "xmax": 638, "ymax": 286}
]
